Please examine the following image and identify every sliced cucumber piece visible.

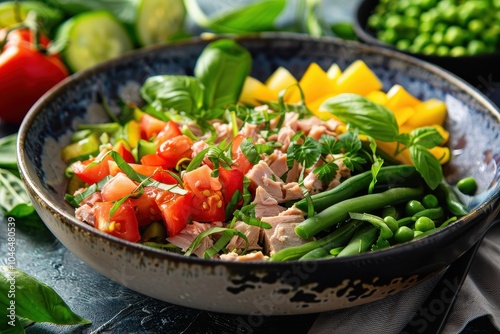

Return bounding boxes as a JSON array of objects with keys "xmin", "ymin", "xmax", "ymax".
[
  {"xmin": 56, "ymin": 10, "xmax": 134, "ymax": 72},
  {"xmin": 135, "ymin": 0, "xmax": 186, "ymax": 46},
  {"xmin": 0, "ymin": 1, "xmax": 64, "ymax": 33}
]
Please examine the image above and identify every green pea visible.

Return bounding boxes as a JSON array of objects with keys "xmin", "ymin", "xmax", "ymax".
[
  {"xmin": 414, "ymin": 32, "xmax": 432, "ymax": 48},
  {"xmin": 422, "ymin": 194, "xmax": 439, "ymax": 209},
  {"xmin": 434, "ymin": 23, "xmax": 448, "ymax": 32},
  {"xmin": 494, "ymin": 0, "xmax": 500, "ymax": 9},
  {"xmin": 406, "ymin": 200, "xmax": 425, "ymax": 216},
  {"xmin": 444, "ymin": 26, "xmax": 465, "ymax": 46},
  {"xmin": 395, "ymin": 226, "xmax": 414, "ymax": 243},
  {"xmin": 468, "ymin": 19, "xmax": 485, "ymax": 35},
  {"xmin": 436, "ymin": 45, "xmax": 450, "ymax": 56},
  {"xmin": 385, "ymin": 14, "xmax": 405, "ymax": 30},
  {"xmin": 419, "ymin": 21, "xmax": 434, "ymax": 34},
  {"xmin": 396, "ymin": 39, "xmax": 411, "ymax": 51},
  {"xmin": 450, "ymin": 45, "xmax": 467, "ymax": 57},
  {"xmin": 432, "ymin": 31, "xmax": 444, "ymax": 45},
  {"xmin": 415, "ymin": 216, "xmax": 436, "ymax": 232},
  {"xmin": 468, "ymin": 40, "xmax": 487, "ymax": 55},
  {"xmin": 457, "ymin": 177, "xmax": 478, "ymax": 195},
  {"xmin": 405, "ymin": 6, "xmax": 421, "ymax": 18},
  {"xmin": 441, "ymin": 6, "xmax": 458, "ymax": 23},
  {"xmin": 422, "ymin": 44, "xmax": 437, "ymax": 55},
  {"xmin": 382, "ymin": 206, "xmax": 399, "ymax": 220},
  {"xmin": 379, "ymin": 29, "xmax": 398, "ymax": 45},
  {"xmin": 383, "ymin": 216, "xmax": 399, "ymax": 233}
]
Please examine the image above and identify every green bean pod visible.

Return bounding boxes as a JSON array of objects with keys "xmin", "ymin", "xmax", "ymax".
[
  {"xmin": 337, "ymin": 225, "xmax": 378, "ymax": 257},
  {"xmin": 295, "ymin": 165, "xmax": 417, "ymax": 212},
  {"xmin": 298, "ymin": 248, "xmax": 331, "ymax": 260},
  {"xmin": 269, "ymin": 220, "xmax": 363, "ymax": 262},
  {"xmin": 295, "ymin": 186, "xmax": 424, "ymax": 239},
  {"xmin": 439, "ymin": 183, "xmax": 469, "ymax": 217}
]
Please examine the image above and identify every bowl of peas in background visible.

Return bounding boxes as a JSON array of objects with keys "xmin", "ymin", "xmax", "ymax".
[{"xmin": 354, "ymin": 0, "xmax": 500, "ymax": 87}]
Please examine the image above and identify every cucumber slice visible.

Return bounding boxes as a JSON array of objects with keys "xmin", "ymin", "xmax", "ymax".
[
  {"xmin": 135, "ymin": 0, "xmax": 186, "ymax": 46},
  {"xmin": 56, "ymin": 10, "xmax": 134, "ymax": 72},
  {"xmin": 0, "ymin": 1, "xmax": 63, "ymax": 33}
]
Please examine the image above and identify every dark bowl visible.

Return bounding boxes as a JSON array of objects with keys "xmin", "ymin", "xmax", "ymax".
[
  {"xmin": 17, "ymin": 33, "xmax": 500, "ymax": 315},
  {"xmin": 354, "ymin": 0, "xmax": 500, "ymax": 87}
]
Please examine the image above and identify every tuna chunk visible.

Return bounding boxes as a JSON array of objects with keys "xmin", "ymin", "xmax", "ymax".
[
  {"xmin": 253, "ymin": 186, "xmax": 286, "ymax": 218},
  {"xmin": 75, "ymin": 204, "xmax": 95, "ymax": 226},
  {"xmin": 226, "ymin": 221, "xmax": 262, "ymax": 252},
  {"xmin": 167, "ymin": 221, "xmax": 220, "ymax": 258},
  {"xmin": 246, "ymin": 160, "xmax": 285, "ymax": 201},
  {"xmin": 261, "ymin": 208, "xmax": 312, "ymax": 256}
]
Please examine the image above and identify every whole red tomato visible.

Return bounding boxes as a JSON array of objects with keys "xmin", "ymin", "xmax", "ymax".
[{"xmin": 0, "ymin": 28, "xmax": 69, "ymax": 124}]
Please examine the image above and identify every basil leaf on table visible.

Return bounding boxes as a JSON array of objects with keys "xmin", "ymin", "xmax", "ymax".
[
  {"xmin": 0, "ymin": 267, "xmax": 91, "ymax": 328},
  {"xmin": 194, "ymin": 39, "xmax": 252, "ymax": 110},
  {"xmin": 321, "ymin": 93, "xmax": 400, "ymax": 142},
  {"xmin": 0, "ymin": 169, "xmax": 36, "ymax": 218},
  {"xmin": 0, "ymin": 134, "xmax": 19, "ymax": 175},
  {"xmin": 140, "ymin": 75, "xmax": 205, "ymax": 115},
  {"xmin": 184, "ymin": 0, "xmax": 287, "ymax": 34}
]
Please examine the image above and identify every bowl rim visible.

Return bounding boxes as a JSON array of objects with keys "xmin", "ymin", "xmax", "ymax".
[
  {"xmin": 16, "ymin": 32, "xmax": 500, "ymax": 268},
  {"xmin": 353, "ymin": 0, "xmax": 500, "ymax": 61}
]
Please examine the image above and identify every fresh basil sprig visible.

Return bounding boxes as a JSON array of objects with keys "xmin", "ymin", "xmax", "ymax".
[
  {"xmin": 321, "ymin": 93, "xmax": 445, "ymax": 190},
  {"xmin": 0, "ymin": 267, "xmax": 90, "ymax": 332}
]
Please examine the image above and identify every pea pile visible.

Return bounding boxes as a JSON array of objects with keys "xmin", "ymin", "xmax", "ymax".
[{"xmin": 367, "ymin": 0, "xmax": 500, "ymax": 56}]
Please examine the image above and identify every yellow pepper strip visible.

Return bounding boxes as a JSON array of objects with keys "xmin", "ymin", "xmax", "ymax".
[
  {"xmin": 326, "ymin": 63, "xmax": 342, "ymax": 81},
  {"xmin": 335, "ymin": 60, "xmax": 383, "ymax": 96},
  {"xmin": 365, "ymin": 90, "xmax": 388, "ymax": 105},
  {"xmin": 376, "ymin": 141, "xmax": 413, "ymax": 165},
  {"xmin": 286, "ymin": 62, "xmax": 336, "ymax": 104},
  {"xmin": 392, "ymin": 106, "xmax": 415, "ymax": 126},
  {"xmin": 404, "ymin": 98, "xmax": 447, "ymax": 127},
  {"xmin": 265, "ymin": 66, "xmax": 297, "ymax": 96},
  {"xmin": 429, "ymin": 146, "xmax": 451, "ymax": 164},
  {"xmin": 385, "ymin": 84, "xmax": 421, "ymax": 111},
  {"xmin": 240, "ymin": 76, "xmax": 277, "ymax": 106}
]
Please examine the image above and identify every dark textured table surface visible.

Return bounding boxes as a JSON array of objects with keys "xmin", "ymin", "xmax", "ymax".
[{"xmin": 2, "ymin": 73, "xmax": 500, "ymax": 334}]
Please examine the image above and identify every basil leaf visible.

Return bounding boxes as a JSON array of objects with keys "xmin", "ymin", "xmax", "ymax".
[
  {"xmin": 410, "ymin": 126, "xmax": 444, "ymax": 149},
  {"xmin": 194, "ymin": 39, "xmax": 252, "ymax": 110},
  {"xmin": 0, "ymin": 134, "xmax": 18, "ymax": 172},
  {"xmin": 240, "ymin": 138, "xmax": 260, "ymax": 164},
  {"xmin": 321, "ymin": 93, "xmax": 400, "ymax": 142},
  {"xmin": 0, "ymin": 316, "xmax": 25, "ymax": 334},
  {"xmin": 140, "ymin": 75, "xmax": 205, "ymax": 115},
  {"xmin": 409, "ymin": 145, "xmax": 443, "ymax": 190},
  {"xmin": 0, "ymin": 169, "xmax": 35, "ymax": 218},
  {"xmin": 185, "ymin": 0, "xmax": 286, "ymax": 34},
  {"xmin": 0, "ymin": 266, "xmax": 90, "ymax": 326}
]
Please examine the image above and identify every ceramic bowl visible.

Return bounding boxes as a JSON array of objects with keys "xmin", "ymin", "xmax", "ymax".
[
  {"xmin": 353, "ymin": 0, "xmax": 500, "ymax": 87},
  {"xmin": 17, "ymin": 33, "xmax": 500, "ymax": 315}
]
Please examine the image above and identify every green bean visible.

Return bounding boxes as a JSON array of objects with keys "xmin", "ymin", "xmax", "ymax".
[
  {"xmin": 412, "ymin": 207, "xmax": 445, "ymax": 221},
  {"xmin": 269, "ymin": 220, "xmax": 363, "ymax": 262},
  {"xmin": 298, "ymin": 248, "xmax": 331, "ymax": 261},
  {"xmin": 337, "ymin": 225, "xmax": 378, "ymax": 257},
  {"xmin": 294, "ymin": 165, "xmax": 417, "ymax": 212},
  {"xmin": 295, "ymin": 186, "xmax": 423, "ymax": 239},
  {"xmin": 394, "ymin": 226, "xmax": 414, "ymax": 243},
  {"xmin": 349, "ymin": 213, "xmax": 394, "ymax": 240},
  {"xmin": 439, "ymin": 183, "xmax": 469, "ymax": 217},
  {"xmin": 414, "ymin": 216, "xmax": 435, "ymax": 232}
]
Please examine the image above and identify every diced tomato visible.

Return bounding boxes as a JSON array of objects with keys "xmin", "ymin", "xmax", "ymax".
[
  {"xmin": 113, "ymin": 141, "xmax": 136, "ymax": 163},
  {"xmin": 140, "ymin": 153, "xmax": 171, "ymax": 168},
  {"xmin": 232, "ymin": 134, "xmax": 253, "ymax": 174},
  {"xmin": 108, "ymin": 161, "xmax": 178, "ymax": 184},
  {"xmin": 156, "ymin": 191, "xmax": 192, "ymax": 237},
  {"xmin": 94, "ymin": 200, "xmax": 141, "ymax": 242},
  {"xmin": 101, "ymin": 173, "xmax": 138, "ymax": 202},
  {"xmin": 183, "ymin": 165, "xmax": 225, "ymax": 222},
  {"xmin": 71, "ymin": 154, "xmax": 112, "ymax": 184},
  {"xmin": 155, "ymin": 120, "xmax": 182, "ymax": 144},
  {"xmin": 157, "ymin": 135, "xmax": 193, "ymax": 169},
  {"xmin": 140, "ymin": 113, "xmax": 167, "ymax": 140},
  {"xmin": 218, "ymin": 167, "xmax": 244, "ymax": 204},
  {"xmin": 130, "ymin": 186, "xmax": 162, "ymax": 226}
]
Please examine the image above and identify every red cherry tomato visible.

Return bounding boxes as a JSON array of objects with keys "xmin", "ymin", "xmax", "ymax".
[{"xmin": 0, "ymin": 28, "xmax": 69, "ymax": 124}]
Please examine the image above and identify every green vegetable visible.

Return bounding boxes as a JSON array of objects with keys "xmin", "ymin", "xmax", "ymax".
[
  {"xmin": 47, "ymin": 0, "xmax": 186, "ymax": 46},
  {"xmin": 422, "ymin": 194, "xmax": 439, "ymax": 208},
  {"xmin": 0, "ymin": 267, "xmax": 90, "ymax": 329},
  {"xmin": 0, "ymin": 134, "xmax": 18, "ymax": 174},
  {"xmin": 394, "ymin": 226, "xmax": 414, "ymax": 243},
  {"xmin": 414, "ymin": 216, "xmax": 435, "ymax": 232},
  {"xmin": 298, "ymin": 247, "xmax": 331, "ymax": 260},
  {"xmin": 295, "ymin": 186, "xmax": 424, "ymax": 239},
  {"xmin": 405, "ymin": 200, "xmax": 425, "ymax": 216},
  {"xmin": 337, "ymin": 225, "xmax": 378, "ymax": 257},
  {"xmin": 55, "ymin": 10, "xmax": 134, "ymax": 72},
  {"xmin": 140, "ymin": 75, "xmax": 205, "ymax": 115},
  {"xmin": 439, "ymin": 182, "xmax": 469, "ymax": 217},
  {"xmin": 184, "ymin": 0, "xmax": 286, "ymax": 34},
  {"xmin": 457, "ymin": 176, "xmax": 477, "ymax": 195},
  {"xmin": 0, "ymin": 169, "xmax": 36, "ymax": 219},
  {"xmin": 348, "ymin": 213, "xmax": 394, "ymax": 240},
  {"xmin": 0, "ymin": 1, "xmax": 64, "ymax": 34},
  {"xmin": 295, "ymin": 165, "xmax": 418, "ymax": 212},
  {"xmin": 270, "ymin": 220, "xmax": 363, "ymax": 261},
  {"xmin": 194, "ymin": 38, "xmax": 252, "ymax": 110}
]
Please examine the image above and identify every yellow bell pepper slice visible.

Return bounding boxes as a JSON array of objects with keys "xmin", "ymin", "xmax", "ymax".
[
  {"xmin": 286, "ymin": 62, "xmax": 336, "ymax": 104},
  {"xmin": 265, "ymin": 66, "xmax": 297, "ymax": 95},
  {"xmin": 240, "ymin": 76, "xmax": 277, "ymax": 106},
  {"xmin": 384, "ymin": 84, "xmax": 421, "ymax": 111},
  {"xmin": 405, "ymin": 98, "xmax": 447, "ymax": 127},
  {"xmin": 365, "ymin": 90, "xmax": 388, "ymax": 105},
  {"xmin": 429, "ymin": 146, "xmax": 451, "ymax": 164},
  {"xmin": 326, "ymin": 63, "xmax": 342, "ymax": 81},
  {"xmin": 335, "ymin": 60, "xmax": 383, "ymax": 96},
  {"xmin": 393, "ymin": 106, "xmax": 415, "ymax": 126}
]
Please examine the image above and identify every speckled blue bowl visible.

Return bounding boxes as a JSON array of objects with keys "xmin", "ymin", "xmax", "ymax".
[{"xmin": 17, "ymin": 33, "xmax": 500, "ymax": 315}]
